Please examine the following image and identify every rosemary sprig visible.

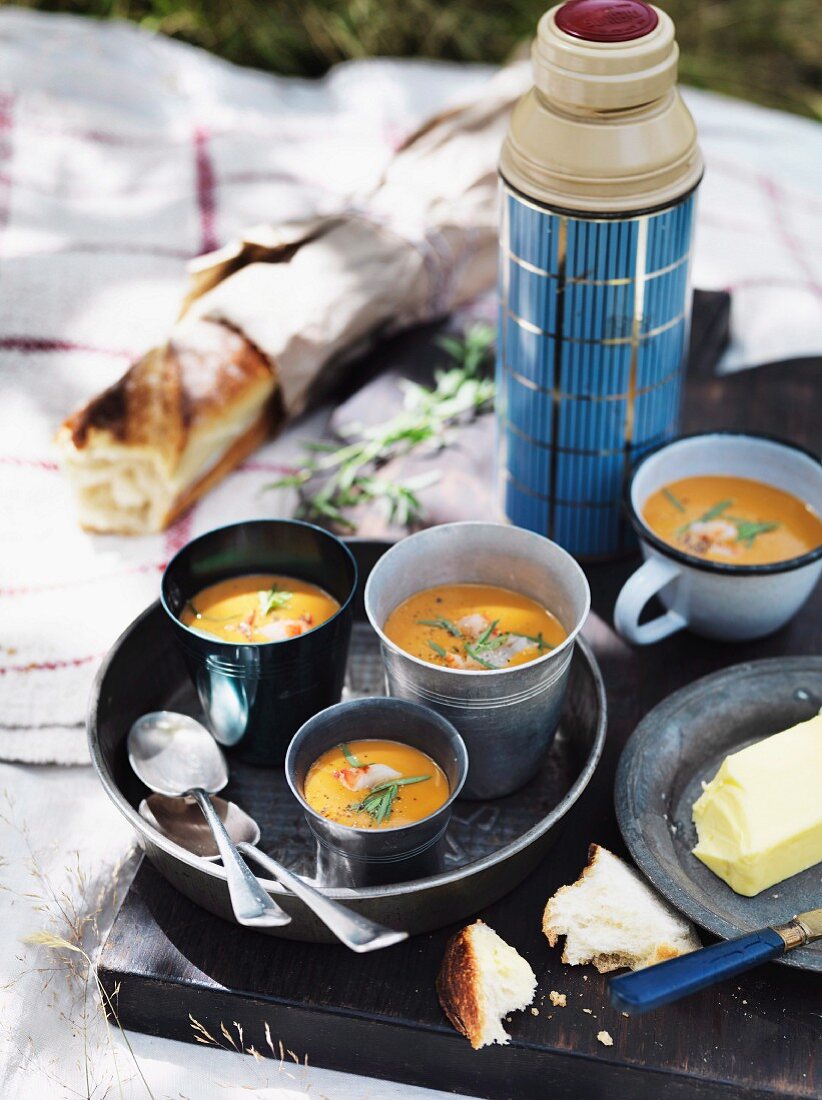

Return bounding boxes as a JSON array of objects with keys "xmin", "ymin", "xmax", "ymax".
[
  {"xmin": 264, "ymin": 324, "xmax": 495, "ymax": 531},
  {"xmin": 418, "ymin": 616, "xmax": 463, "ymax": 637},
  {"xmin": 428, "ymin": 639, "xmax": 448, "ymax": 658},
  {"xmin": 351, "ymin": 775, "xmax": 432, "ymax": 823},
  {"xmin": 662, "ymin": 487, "xmax": 686, "ymax": 513},
  {"xmin": 339, "ymin": 742, "xmax": 363, "ymax": 768},
  {"xmin": 261, "ymin": 585, "xmax": 293, "ymax": 615}
]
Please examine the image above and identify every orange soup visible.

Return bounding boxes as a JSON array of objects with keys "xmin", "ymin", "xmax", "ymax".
[
  {"xmin": 303, "ymin": 740, "xmax": 449, "ymax": 829},
  {"xmin": 643, "ymin": 476, "xmax": 822, "ymax": 566},
  {"xmin": 180, "ymin": 573, "xmax": 339, "ymax": 643},
  {"xmin": 383, "ymin": 583, "xmax": 566, "ymax": 671}
]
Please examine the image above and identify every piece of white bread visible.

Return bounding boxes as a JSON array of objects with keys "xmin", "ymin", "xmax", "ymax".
[
  {"xmin": 543, "ymin": 844, "xmax": 700, "ymax": 973},
  {"xmin": 437, "ymin": 920, "xmax": 537, "ymax": 1049},
  {"xmin": 56, "ymin": 319, "xmax": 281, "ymax": 534}
]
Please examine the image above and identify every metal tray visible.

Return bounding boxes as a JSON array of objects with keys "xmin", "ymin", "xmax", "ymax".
[
  {"xmin": 89, "ymin": 540, "xmax": 607, "ymax": 942},
  {"xmin": 615, "ymin": 656, "xmax": 822, "ymax": 972}
]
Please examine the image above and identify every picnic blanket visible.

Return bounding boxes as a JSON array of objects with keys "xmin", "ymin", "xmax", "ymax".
[{"xmin": 0, "ymin": 11, "xmax": 821, "ymax": 1097}]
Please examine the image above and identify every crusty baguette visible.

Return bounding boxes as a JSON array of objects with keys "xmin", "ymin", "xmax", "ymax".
[
  {"xmin": 542, "ymin": 844, "xmax": 700, "ymax": 973},
  {"xmin": 56, "ymin": 319, "xmax": 282, "ymax": 534},
  {"xmin": 437, "ymin": 920, "xmax": 536, "ymax": 1049}
]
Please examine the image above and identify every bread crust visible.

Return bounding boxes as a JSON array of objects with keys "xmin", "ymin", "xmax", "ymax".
[
  {"xmin": 57, "ymin": 319, "xmax": 282, "ymax": 533},
  {"xmin": 436, "ymin": 922, "xmax": 486, "ymax": 1050}
]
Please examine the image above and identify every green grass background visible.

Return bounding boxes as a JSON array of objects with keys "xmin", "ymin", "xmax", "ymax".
[{"xmin": 5, "ymin": 0, "xmax": 821, "ymax": 117}]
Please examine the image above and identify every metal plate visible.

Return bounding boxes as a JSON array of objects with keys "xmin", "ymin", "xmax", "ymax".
[
  {"xmin": 615, "ymin": 656, "xmax": 822, "ymax": 972},
  {"xmin": 88, "ymin": 541, "xmax": 607, "ymax": 941}
]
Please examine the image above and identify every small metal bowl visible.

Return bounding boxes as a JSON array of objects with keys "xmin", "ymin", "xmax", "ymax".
[
  {"xmin": 364, "ymin": 521, "xmax": 591, "ymax": 799},
  {"xmin": 161, "ymin": 519, "xmax": 357, "ymax": 767},
  {"xmin": 285, "ymin": 697, "xmax": 468, "ymax": 888}
]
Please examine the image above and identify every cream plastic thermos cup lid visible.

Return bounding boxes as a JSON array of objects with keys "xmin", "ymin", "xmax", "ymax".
[{"xmin": 500, "ymin": 0, "xmax": 703, "ymax": 213}]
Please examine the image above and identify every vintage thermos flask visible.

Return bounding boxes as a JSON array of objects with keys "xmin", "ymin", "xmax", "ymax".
[{"xmin": 497, "ymin": 0, "xmax": 702, "ymax": 557}]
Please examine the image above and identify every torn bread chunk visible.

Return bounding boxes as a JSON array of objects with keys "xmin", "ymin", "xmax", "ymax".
[
  {"xmin": 543, "ymin": 844, "xmax": 700, "ymax": 973},
  {"xmin": 56, "ymin": 319, "xmax": 280, "ymax": 534},
  {"xmin": 437, "ymin": 920, "xmax": 537, "ymax": 1049}
]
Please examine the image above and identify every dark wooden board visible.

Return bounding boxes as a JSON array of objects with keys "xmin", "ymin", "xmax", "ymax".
[{"xmin": 100, "ymin": 294, "xmax": 822, "ymax": 1100}]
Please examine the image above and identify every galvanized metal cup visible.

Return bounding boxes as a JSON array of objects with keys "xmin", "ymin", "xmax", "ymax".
[
  {"xmin": 364, "ymin": 521, "xmax": 591, "ymax": 799},
  {"xmin": 161, "ymin": 519, "xmax": 357, "ymax": 767},
  {"xmin": 285, "ymin": 697, "xmax": 468, "ymax": 888}
]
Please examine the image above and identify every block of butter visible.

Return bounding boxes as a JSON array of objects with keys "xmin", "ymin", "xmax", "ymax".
[{"xmin": 692, "ymin": 714, "xmax": 822, "ymax": 897}]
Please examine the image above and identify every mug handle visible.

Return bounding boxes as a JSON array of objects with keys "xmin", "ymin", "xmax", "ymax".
[{"xmin": 614, "ymin": 557, "xmax": 687, "ymax": 645}]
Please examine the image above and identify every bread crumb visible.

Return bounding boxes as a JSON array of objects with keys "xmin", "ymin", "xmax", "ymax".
[
  {"xmin": 530, "ymin": 1007, "xmax": 539, "ymax": 1016},
  {"xmin": 549, "ymin": 991, "xmax": 567, "ymax": 1007},
  {"xmin": 583, "ymin": 975, "xmax": 588, "ymax": 981},
  {"xmin": 597, "ymin": 1030, "xmax": 614, "ymax": 1047},
  {"xmin": 622, "ymin": 1012, "xmax": 629, "ymax": 1018},
  {"xmin": 582, "ymin": 1008, "xmax": 593, "ymax": 1014},
  {"xmin": 742, "ymin": 999, "xmax": 747, "ymax": 1005}
]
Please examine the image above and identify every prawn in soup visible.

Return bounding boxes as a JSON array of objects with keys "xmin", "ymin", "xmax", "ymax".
[
  {"xmin": 383, "ymin": 583, "xmax": 567, "ymax": 671},
  {"xmin": 180, "ymin": 573, "xmax": 339, "ymax": 643},
  {"xmin": 643, "ymin": 476, "xmax": 822, "ymax": 566},
  {"xmin": 303, "ymin": 740, "xmax": 449, "ymax": 829}
]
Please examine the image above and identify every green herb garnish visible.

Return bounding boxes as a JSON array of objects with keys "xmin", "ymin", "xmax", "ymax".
[
  {"xmin": 419, "ymin": 617, "xmax": 463, "ymax": 637},
  {"xmin": 264, "ymin": 324, "xmax": 495, "ymax": 532},
  {"xmin": 428, "ymin": 639, "xmax": 448, "ymax": 658},
  {"xmin": 519, "ymin": 632, "xmax": 553, "ymax": 651},
  {"xmin": 339, "ymin": 742, "xmax": 363, "ymax": 768},
  {"xmin": 351, "ymin": 775, "xmax": 432, "ymax": 823},
  {"xmin": 677, "ymin": 499, "xmax": 734, "ymax": 536},
  {"xmin": 465, "ymin": 643, "xmax": 497, "ymax": 669},
  {"xmin": 476, "ymin": 619, "xmax": 499, "ymax": 646},
  {"xmin": 700, "ymin": 499, "xmax": 734, "ymax": 523},
  {"xmin": 662, "ymin": 487, "xmax": 686, "ymax": 513},
  {"xmin": 261, "ymin": 586, "xmax": 293, "ymax": 615},
  {"xmin": 734, "ymin": 520, "xmax": 779, "ymax": 546}
]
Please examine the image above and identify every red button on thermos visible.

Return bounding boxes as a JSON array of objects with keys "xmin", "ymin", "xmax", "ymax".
[{"xmin": 555, "ymin": 0, "xmax": 659, "ymax": 43}]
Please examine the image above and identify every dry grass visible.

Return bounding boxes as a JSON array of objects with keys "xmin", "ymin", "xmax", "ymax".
[{"xmin": 3, "ymin": 0, "xmax": 820, "ymax": 118}]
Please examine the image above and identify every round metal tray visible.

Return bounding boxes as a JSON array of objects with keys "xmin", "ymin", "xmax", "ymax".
[{"xmin": 89, "ymin": 541, "xmax": 607, "ymax": 941}]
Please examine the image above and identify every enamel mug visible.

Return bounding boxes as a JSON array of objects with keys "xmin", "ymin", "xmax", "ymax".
[{"xmin": 615, "ymin": 433, "xmax": 822, "ymax": 644}]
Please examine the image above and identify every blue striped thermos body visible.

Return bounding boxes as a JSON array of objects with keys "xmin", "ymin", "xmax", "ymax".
[{"xmin": 498, "ymin": 0, "xmax": 702, "ymax": 558}]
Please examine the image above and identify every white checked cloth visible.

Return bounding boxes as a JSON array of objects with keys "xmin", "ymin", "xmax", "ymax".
[{"xmin": 1, "ymin": 12, "xmax": 821, "ymax": 768}]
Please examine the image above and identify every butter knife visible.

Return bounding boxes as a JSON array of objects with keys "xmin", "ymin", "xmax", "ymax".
[{"xmin": 610, "ymin": 908, "xmax": 822, "ymax": 1014}]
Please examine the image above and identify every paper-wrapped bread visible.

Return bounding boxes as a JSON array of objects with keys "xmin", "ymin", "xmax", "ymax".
[
  {"xmin": 56, "ymin": 321, "xmax": 279, "ymax": 534},
  {"xmin": 56, "ymin": 65, "xmax": 530, "ymax": 533}
]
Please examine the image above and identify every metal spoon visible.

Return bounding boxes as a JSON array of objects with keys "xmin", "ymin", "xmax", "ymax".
[
  {"xmin": 128, "ymin": 712, "xmax": 290, "ymax": 928},
  {"xmin": 130, "ymin": 713, "xmax": 408, "ymax": 952}
]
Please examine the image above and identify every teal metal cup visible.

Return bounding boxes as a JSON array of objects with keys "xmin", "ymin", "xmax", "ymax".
[{"xmin": 161, "ymin": 519, "xmax": 357, "ymax": 766}]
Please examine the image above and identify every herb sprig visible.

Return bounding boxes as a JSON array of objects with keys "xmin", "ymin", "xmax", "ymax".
[
  {"xmin": 339, "ymin": 742, "xmax": 363, "ymax": 768},
  {"xmin": 662, "ymin": 487, "xmax": 686, "ymax": 513},
  {"xmin": 677, "ymin": 498, "xmax": 780, "ymax": 548},
  {"xmin": 418, "ymin": 617, "xmax": 463, "ymax": 636},
  {"xmin": 261, "ymin": 586, "xmax": 293, "ymax": 615},
  {"xmin": 351, "ymin": 775, "xmax": 432, "ymax": 824},
  {"xmin": 265, "ymin": 325, "xmax": 495, "ymax": 531}
]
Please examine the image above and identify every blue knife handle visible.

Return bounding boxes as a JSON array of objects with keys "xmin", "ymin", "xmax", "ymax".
[{"xmin": 609, "ymin": 928, "xmax": 785, "ymax": 1014}]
